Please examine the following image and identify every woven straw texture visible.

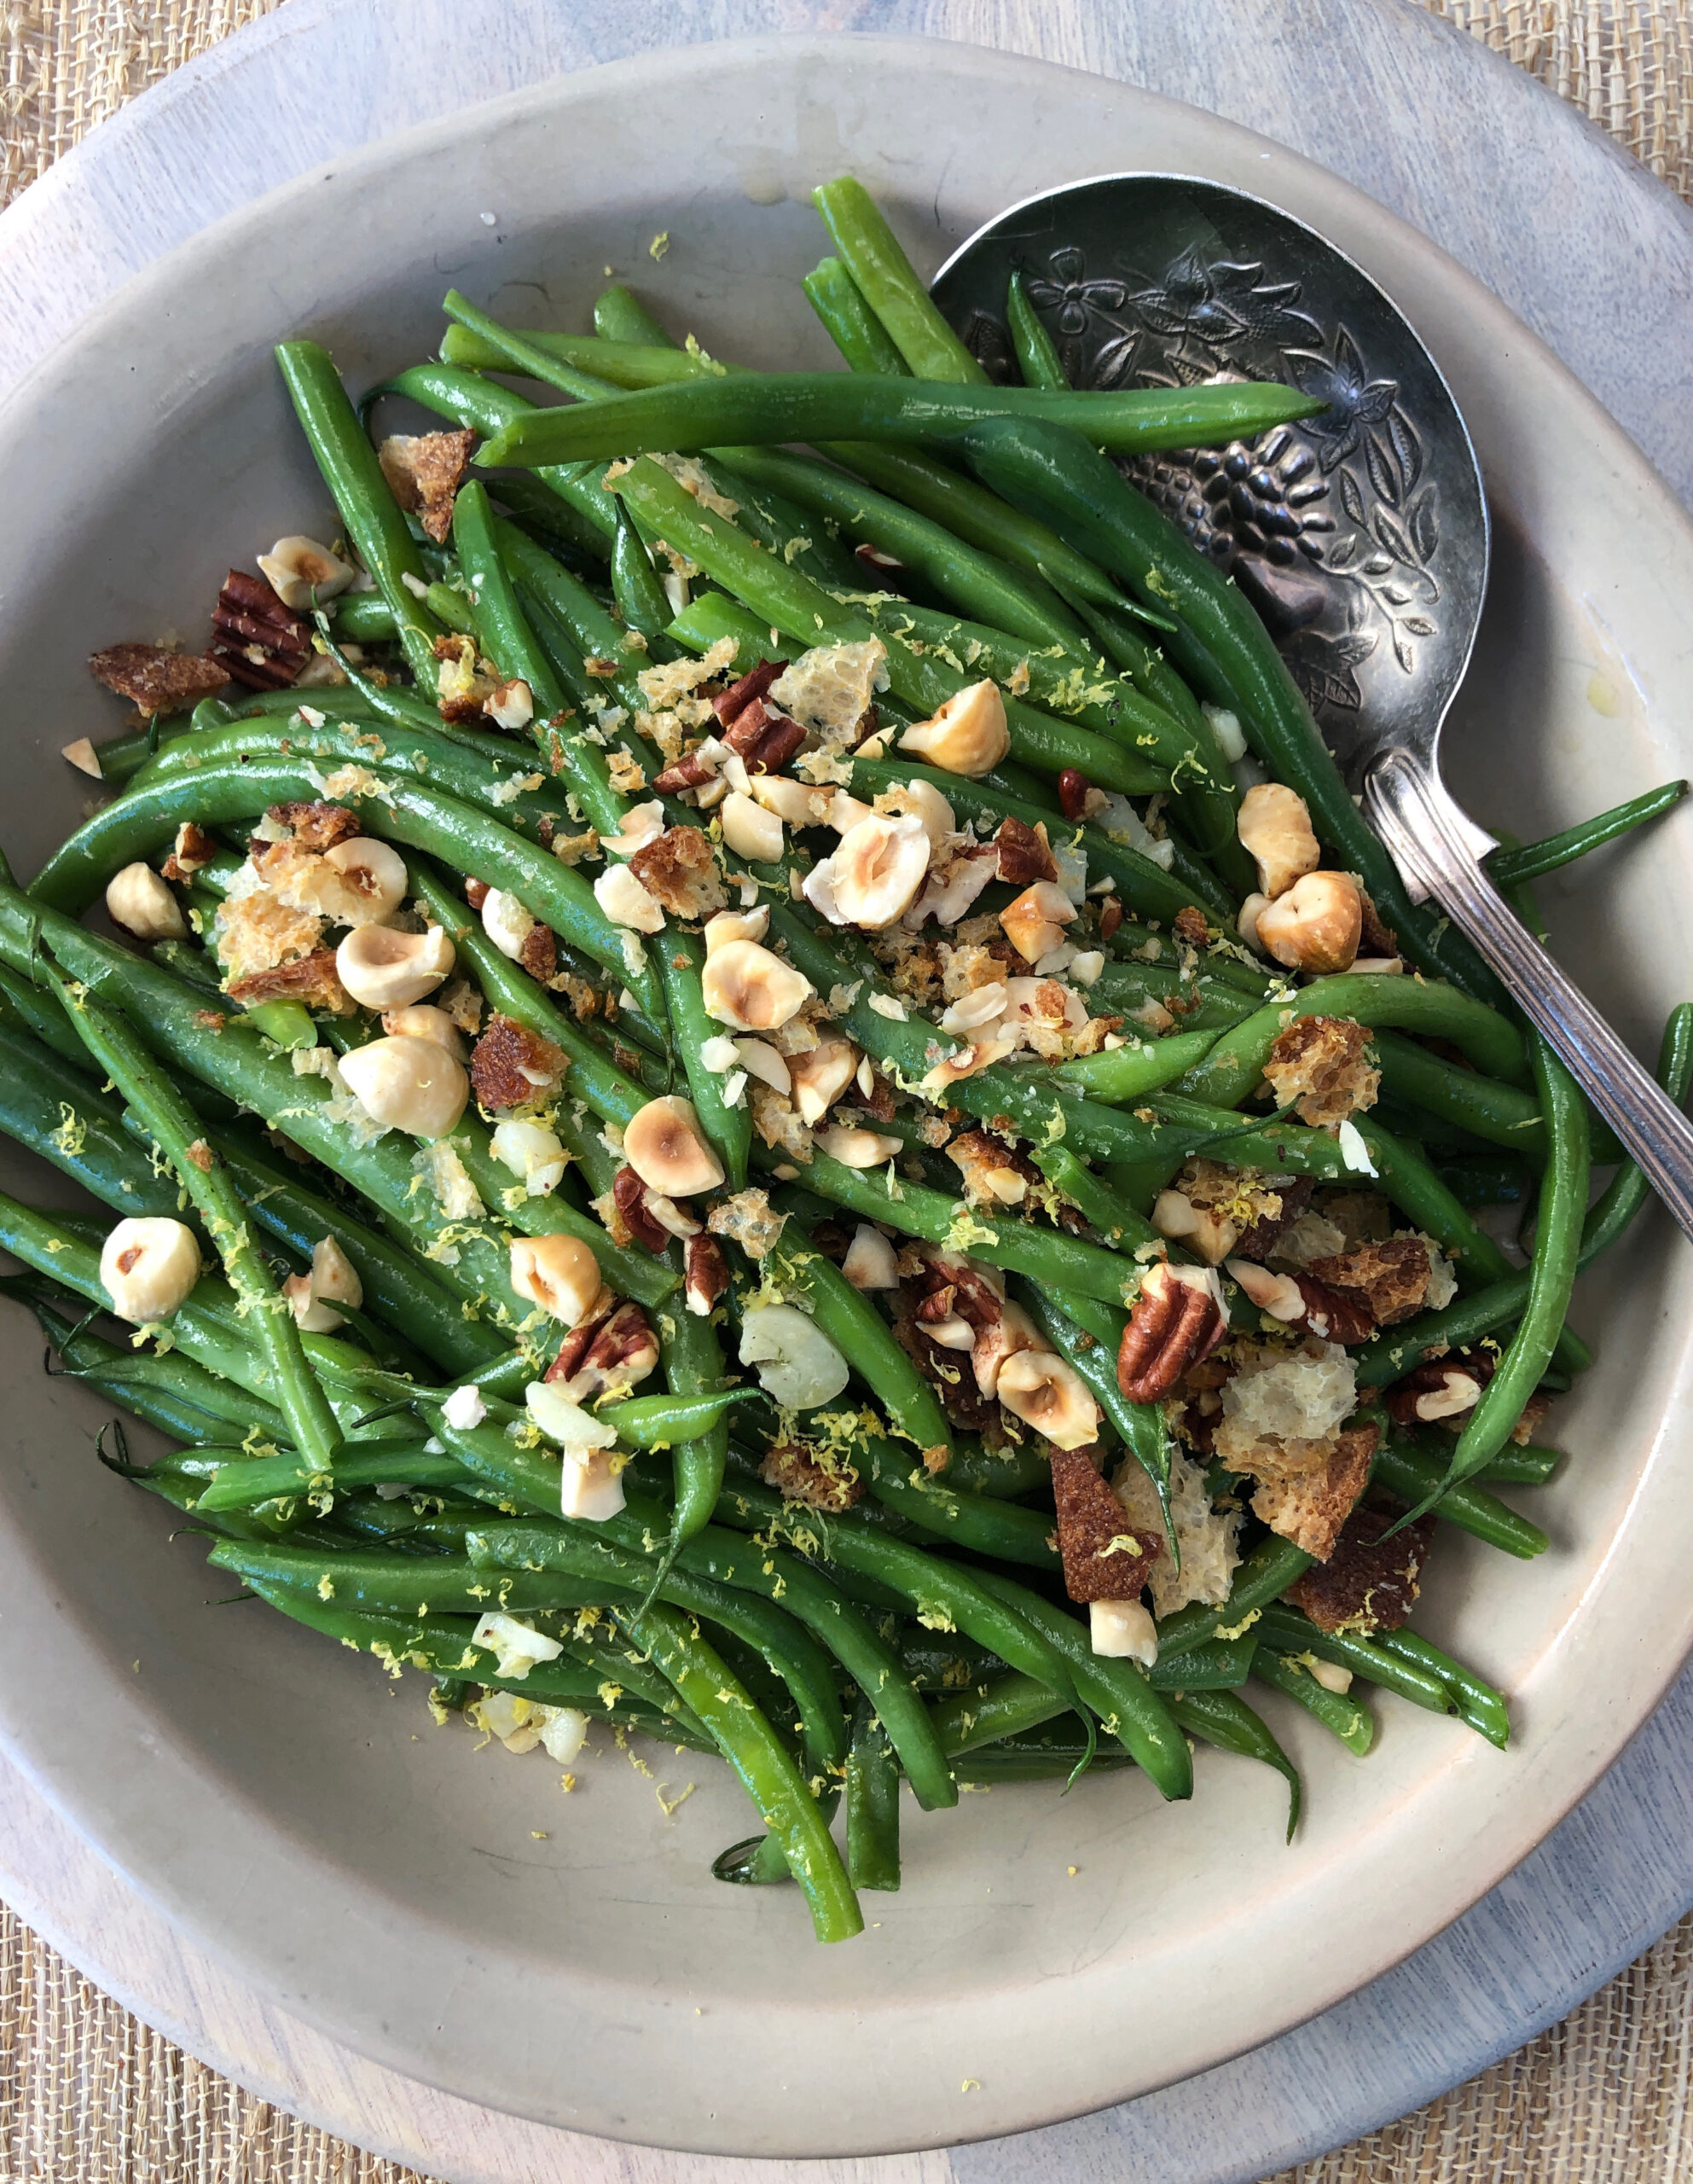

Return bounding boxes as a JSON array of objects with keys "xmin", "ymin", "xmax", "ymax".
[{"xmin": 1, "ymin": 4, "xmax": 1691, "ymax": 2181}]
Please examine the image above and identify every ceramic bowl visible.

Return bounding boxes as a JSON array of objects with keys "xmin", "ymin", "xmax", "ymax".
[{"xmin": 1, "ymin": 33, "xmax": 1690, "ymax": 2160}]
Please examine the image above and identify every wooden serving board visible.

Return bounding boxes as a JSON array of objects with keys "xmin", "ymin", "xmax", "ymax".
[{"xmin": 0, "ymin": 3, "xmax": 1689, "ymax": 2180}]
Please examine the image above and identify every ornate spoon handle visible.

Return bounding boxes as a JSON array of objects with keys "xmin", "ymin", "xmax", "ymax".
[{"xmin": 1365, "ymin": 747, "xmax": 1693, "ymax": 1244}]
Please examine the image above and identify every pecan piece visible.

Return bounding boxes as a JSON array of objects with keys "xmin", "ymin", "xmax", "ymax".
[
  {"xmin": 1049, "ymin": 1445, "xmax": 1163, "ymax": 1603},
  {"xmin": 722, "ymin": 700, "xmax": 808, "ymax": 775},
  {"xmin": 1357, "ymin": 889, "xmax": 1398, "ymax": 960},
  {"xmin": 1117, "ymin": 1261, "xmax": 1226, "ymax": 1403},
  {"xmin": 652, "ymin": 751, "xmax": 717, "ymax": 794},
  {"xmin": 1229, "ymin": 1173, "xmax": 1314, "ymax": 1263},
  {"xmin": 89, "ymin": 642, "xmax": 228, "ymax": 717},
  {"xmin": 211, "ymin": 570, "xmax": 312, "ymax": 688},
  {"xmin": 1226, "ymin": 1258, "xmax": 1376, "ymax": 1345},
  {"xmin": 469, "ymin": 1014, "xmax": 567, "ymax": 1112},
  {"xmin": 761, "ymin": 1440, "xmax": 863, "ymax": 1512},
  {"xmin": 546, "ymin": 1298, "xmax": 658, "ymax": 1402},
  {"xmin": 377, "ymin": 429, "xmax": 475, "ymax": 543},
  {"xmin": 1385, "ymin": 1351, "xmax": 1492, "ymax": 1426},
  {"xmin": 464, "ymin": 876, "xmax": 490, "ymax": 912},
  {"xmin": 993, "ymin": 814, "xmax": 1058, "ymax": 886},
  {"xmin": 1286, "ymin": 1501, "xmax": 1433, "ymax": 1629},
  {"xmin": 712, "ymin": 657, "xmax": 788, "ymax": 726},
  {"xmin": 225, "ymin": 949, "xmax": 351, "ymax": 1014},
  {"xmin": 612, "ymin": 1165, "xmax": 671, "ymax": 1255},
  {"xmin": 683, "ymin": 1233, "xmax": 730, "ymax": 1316}
]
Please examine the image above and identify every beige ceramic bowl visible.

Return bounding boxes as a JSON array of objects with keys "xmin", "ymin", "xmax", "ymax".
[{"xmin": 0, "ymin": 34, "xmax": 1690, "ymax": 2161}]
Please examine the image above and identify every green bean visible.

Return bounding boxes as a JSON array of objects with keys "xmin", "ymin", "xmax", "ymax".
[
  {"xmin": 43, "ymin": 965, "xmax": 344, "ymax": 1475},
  {"xmin": 616, "ymin": 1598, "xmax": 863, "ymax": 1942},
  {"xmin": 440, "ymin": 324, "xmax": 710, "ymax": 386},
  {"xmin": 954, "ymin": 415, "xmax": 1499, "ymax": 1003},
  {"xmin": 332, "ymin": 593, "xmax": 402, "ymax": 642},
  {"xmin": 0, "ymin": 1019, "xmax": 183, "ymax": 1220},
  {"xmin": 1368, "ymin": 1028, "xmax": 1556, "ymax": 1163},
  {"xmin": 19, "ymin": 1279, "xmax": 292, "ymax": 1444},
  {"xmin": 131, "ymin": 713, "xmax": 571, "ymax": 845},
  {"xmin": 479, "ymin": 374, "xmax": 1323, "ymax": 473},
  {"xmin": 937, "ymin": 1436, "xmax": 1052, "ymax": 1500},
  {"xmin": 1005, "ymin": 269, "xmax": 1068, "ymax": 391},
  {"xmin": 0, "ymin": 886, "xmax": 543, "ymax": 1332},
  {"xmin": 611, "ymin": 502, "xmax": 674, "ymax": 642},
  {"xmin": 1367, "ymin": 1626, "xmax": 1510, "ymax": 1749},
  {"xmin": 1486, "ymin": 781, "xmax": 1689, "ymax": 887},
  {"xmin": 1367, "ymin": 1435, "xmax": 1549, "ymax": 1559},
  {"xmin": 1180, "ymin": 974, "xmax": 1529, "ymax": 1100},
  {"xmin": 1146, "ymin": 1634, "xmax": 1261, "ymax": 1692},
  {"xmin": 1056, "ymin": 1029, "xmax": 1228, "ymax": 1104},
  {"xmin": 855, "ymin": 1435, "xmax": 1060, "ymax": 1571},
  {"xmin": 927, "ymin": 1670, "xmax": 1065, "ymax": 1756},
  {"xmin": 971, "ymin": 1568, "xmax": 1193, "ymax": 1798},
  {"xmin": 1253, "ymin": 1651, "xmax": 1375, "ymax": 1754},
  {"xmin": 450, "ymin": 479, "xmax": 568, "ymax": 714},
  {"xmin": 494, "ymin": 520, "xmax": 655, "ymax": 754},
  {"xmin": 1414, "ymin": 1031, "xmax": 1588, "ymax": 1509},
  {"xmin": 274, "ymin": 340, "xmax": 446, "ymax": 685},
  {"xmin": 1477, "ymin": 1443, "xmax": 1562, "ymax": 1487},
  {"xmin": 422, "ymin": 581, "xmax": 478, "ymax": 639},
  {"xmin": 803, "ymin": 255, "xmax": 910, "ymax": 375},
  {"xmin": 27, "ymin": 754, "xmax": 665, "ymax": 1024},
  {"xmin": 1157, "ymin": 1532, "xmax": 1316, "ymax": 1660},
  {"xmin": 1253, "ymin": 1604, "xmax": 1456, "ymax": 1713},
  {"xmin": 811, "ymin": 177, "xmax": 988, "ymax": 382},
  {"xmin": 713, "ymin": 444, "xmax": 1087, "ymax": 654},
  {"xmin": 845, "ymin": 1697, "xmax": 902, "ymax": 1891},
  {"xmin": 651, "ymin": 1289, "xmax": 730, "ymax": 1552},
  {"xmin": 594, "ymin": 284, "xmax": 677, "ymax": 348},
  {"xmin": 1574, "ymin": 1002, "xmax": 1693, "ymax": 1263},
  {"xmin": 1167, "ymin": 1688, "xmax": 1302, "ymax": 1839},
  {"xmin": 195, "ymin": 1446, "xmax": 475, "ymax": 1513},
  {"xmin": 758, "ymin": 1140, "xmax": 1132, "ymax": 1305},
  {"xmin": 1029, "ymin": 1145, "xmax": 1163, "ymax": 1252},
  {"xmin": 712, "ymin": 1473, "xmax": 1100, "ymax": 1773},
  {"xmin": 762, "ymin": 1211, "xmax": 952, "ymax": 1457},
  {"xmin": 463, "ymin": 1519, "xmax": 847, "ymax": 1784}
]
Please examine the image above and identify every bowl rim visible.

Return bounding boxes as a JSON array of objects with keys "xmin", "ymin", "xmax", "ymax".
[{"xmin": 2, "ymin": 28, "xmax": 1692, "ymax": 2158}]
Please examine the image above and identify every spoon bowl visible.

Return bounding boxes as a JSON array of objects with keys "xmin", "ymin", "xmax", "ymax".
[{"xmin": 936, "ymin": 173, "xmax": 1693, "ymax": 1238}]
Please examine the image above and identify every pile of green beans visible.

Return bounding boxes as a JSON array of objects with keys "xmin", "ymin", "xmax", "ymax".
[{"xmin": 12, "ymin": 168, "xmax": 1688, "ymax": 1944}]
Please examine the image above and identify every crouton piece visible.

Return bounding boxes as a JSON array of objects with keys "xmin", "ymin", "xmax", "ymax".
[
  {"xmin": 705, "ymin": 1186, "xmax": 787, "ymax": 1261},
  {"xmin": 1262, "ymin": 1015, "xmax": 1381, "ymax": 1127},
  {"xmin": 225, "ymin": 950, "xmax": 352, "ymax": 1014},
  {"xmin": 1308, "ymin": 1238, "xmax": 1435, "ymax": 1327},
  {"xmin": 1249, "ymin": 1420, "xmax": 1378, "ymax": 1561},
  {"xmin": 1285, "ymin": 1499, "xmax": 1433, "ymax": 1628},
  {"xmin": 948, "ymin": 1129, "xmax": 1039, "ymax": 1209},
  {"xmin": 1173, "ymin": 905, "xmax": 1211, "ymax": 948},
  {"xmin": 761, "ymin": 1440, "xmax": 863, "ymax": 1512},
  {"xmin": 1313, "ymin": 1188, "xmax": 1394, "ymax": 1246},
  {"xmin": 1113, "ymin": 1446, "xmax": 1241, "ymax": 1618},
  {"xmin": 89, "ymin": 643, "xmax": 228, "ymax": 717},
  {"xmin": 469, "ymin": 1014, "xmax": 567, "ymax": 1112},
  {"xmin": 265, "ymin": 800, "xmax": 362, "ymax": 852},
  {"xmin": 378, "ymin": 429, "xmax": 475, "ymax": 543},
  {"xmin": 1049, "ymin": 1445, "xmax": 1162, "ymax": 1602},
  {"xmin": 627, "ymin": 825, "xmax": 728, "ymax": 920},
  {"xmin": 993, "ymin": 815, "xmax": 1058, "ymax": 886},
  {"xmin": 1212, "ymin": 1338, "xmax": 1360, "ymax": 1479},
  {"xmin": 519, "ymin": 919, "xmax": 556, "ymax": 984}
]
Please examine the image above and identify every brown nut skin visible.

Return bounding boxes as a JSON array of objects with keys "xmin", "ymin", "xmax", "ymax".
[
  {"xmin": 1117, "ymin": 1262, "xmax": 1226, "ymax": 1403},
  {"xmin": 1255, "ymin": 871, "xmax": 1364, "ymax": 976}
]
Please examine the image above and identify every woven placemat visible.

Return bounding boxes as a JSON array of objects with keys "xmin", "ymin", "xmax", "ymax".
[{"xmin": 2, "ymin": 5, "xmax": 1691, "ymax": 2181}]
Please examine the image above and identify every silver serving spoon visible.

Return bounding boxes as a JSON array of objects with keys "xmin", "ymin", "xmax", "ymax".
[{"xmin": 933, "ymin": 174, "xmax": 1693, "ymax": 1240}]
